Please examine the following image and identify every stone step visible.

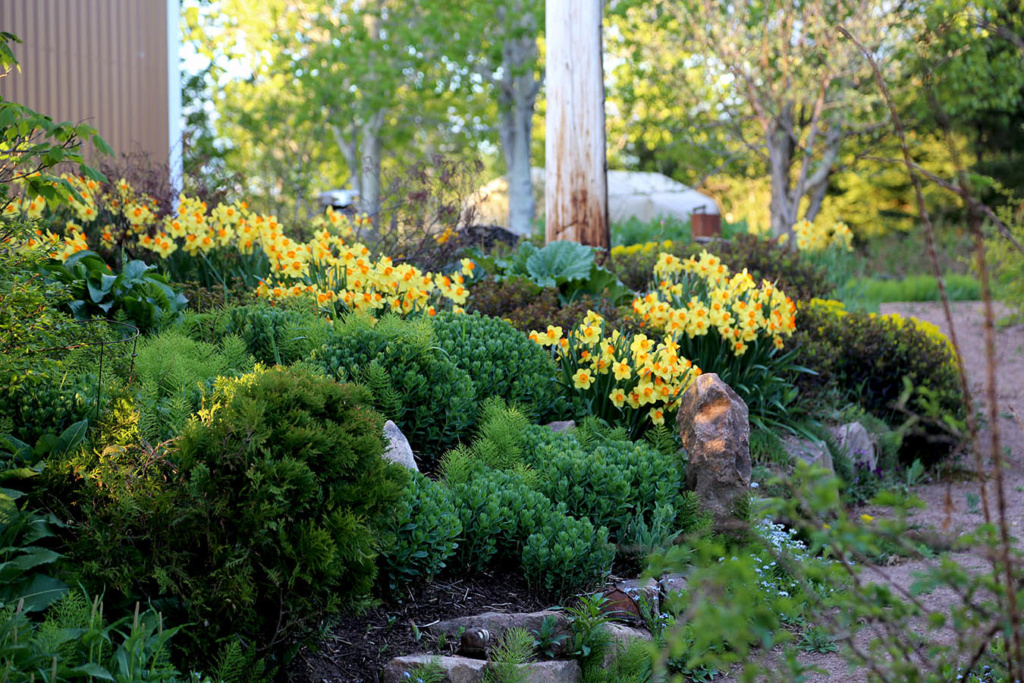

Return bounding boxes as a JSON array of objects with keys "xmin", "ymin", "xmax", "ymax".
[{"xmin": 381, "ymin": 655, "xmax": 581, "ymax": 683}]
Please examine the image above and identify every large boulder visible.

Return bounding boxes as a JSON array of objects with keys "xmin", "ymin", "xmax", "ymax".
[
  {"xmin": 677, "ymin": 373, "xmax": 751, "ymax": 534},
  {"xmin": 830, "ymin": 422, "xmax": 878, "ymax": 471}
]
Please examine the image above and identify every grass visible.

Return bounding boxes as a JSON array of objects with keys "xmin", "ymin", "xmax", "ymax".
[
  {"xmin": 610, "ymin": 215, "xmax": 747, "ymax": 247},
  {"xmin": 844, "ymin": 273, "xmax": 982, "ymax": 308}
]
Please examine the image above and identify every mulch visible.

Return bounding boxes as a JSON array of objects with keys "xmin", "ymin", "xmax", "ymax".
[{"xmin": 281, "ymin": 568, "xmax": 553, "ymax": 683}]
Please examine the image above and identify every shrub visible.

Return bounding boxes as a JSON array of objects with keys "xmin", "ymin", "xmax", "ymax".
[
  {"xmin": 188, "ymin": 303, "xmax": 332, "ymax": 366},
  {"xmin": 315, "ymin": 315, "xmax": 476, "ymax": 460},
  {"xmin": 795, "ymin": 299, "xmax": 965, "ymax": 462},
  {"xmin": 52, "ymin": 366, "xmax": 408, "ymax": 664},
  {"xmin": 432, "ymin": 311, "xmax": 562, "ymax": 421},
  {"xmin": 521, "ymin": 511, "xmax": 614, "ymax": 599},
  {"xmin": 465, "ymin": 276, "xmax": 628, "ymax": 335},
  {"xmin": 378, "ymin": 472, "xmax": 462, "ymax": 597}
]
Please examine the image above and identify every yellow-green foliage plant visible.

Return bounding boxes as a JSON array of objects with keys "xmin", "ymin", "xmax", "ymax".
[{"xmin": 51, "ymin": 365, "xmax": 408, "ymax": 670}]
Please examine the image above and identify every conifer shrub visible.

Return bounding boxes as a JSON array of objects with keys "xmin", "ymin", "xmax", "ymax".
[
  {"xmin": 315, "ymin": 315, "xmax": 476, "ymax": 460},
  {"xmin": 432, "ymin": 311, "xmax": 563, "ymax": 421},
  {"xmin": 52, "ymin": 366, "xmax": 407, "ymax": 666},
  {"xmin": 378, "ymin": 472, "xmax": 462, "ymax": 597}
]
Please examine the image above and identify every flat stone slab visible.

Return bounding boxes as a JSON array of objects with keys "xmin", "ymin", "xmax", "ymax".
[
  {"xmin": 428, "ymin": 610, "xmax": 570, "ymax": 642},
  {"xmin": 601, "ymin": 623, "xmax": 653, "ymax": 667},
  {"xmin": 382, "ymin": 655, "xmax": 581, "ymax": 682}
]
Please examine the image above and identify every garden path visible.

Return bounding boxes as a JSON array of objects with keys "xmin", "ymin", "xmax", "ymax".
[{"xmin": 730, "ymin": 301, "xmax": 1024, "ymax": 681}]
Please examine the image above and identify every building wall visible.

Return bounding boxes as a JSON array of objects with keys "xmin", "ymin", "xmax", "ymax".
[{"xmin": 0, "ymin": 0, "xmax": 172, "ymax": 169}]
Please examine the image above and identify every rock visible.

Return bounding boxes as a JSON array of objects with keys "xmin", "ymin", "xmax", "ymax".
[
  {"xmin": 782, "ymin": 436, "xmax": 834, "ymax": 476},
  {"xmin": 545, "ymin": 420, "xmax": 575, "ymax": 433},
  {"xmin": 599, "ymin": 588, "xmax": 642, "ymax": 624},
  {"xmin": 830, "ymin": 422, "xmax": 877, "ymax": 470},
  {"xmin": 429, "ymin": 611, "xmax": 571, "ymax": 644},
  {"xmin": 658, "ymin": 573, "xmax": 688, "ymax": 598},
  {"xmin": 382, "ymin": 420, "xmax": 418, "ymax": 472},
  {"xmin": 519, "ymin": 661, "xmax": 582, "ymax": 682},
  {"xmin": 381, "ymin": 655, "xmax": 581, "ymax": 683},
  {"xmin": 601, "ymin": 623, "xmax": 653, "ymax": 668},
  {"xmin": 617, "ymin": 577, "xmax": 660, "ymax": 613},
  {"xmin": 382, "ymin": 654, "xmax": 486, "ymax": 683},
  {"xmin": 677, "ymin": 373, "xmax": 752, "ymax": 534}
]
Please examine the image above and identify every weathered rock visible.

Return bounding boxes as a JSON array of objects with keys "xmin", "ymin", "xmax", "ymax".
[
  {"xmin": 382, "ymin": 655, "xmax": 486, "ymax": 683},
  {"xmin": 601, "ymin": 623, "xmax": 653, "ymax": 667},
  {"xmin": 599, "ymin": 587, "xmax": 642, "ymax": 624},
  {"xmin": 782, "ymin": 436, "xmax": 834, "ymax": 476},
  {"xmin": 830, "ymin": 422, "xmax": 877, "ymax": 471},
  {"xmin": 381, "ymin": 655, "xmax": 581, "ymax": 683},
  {"xmin": 429, "ymin": 611, "xmax": 571, "ymax": 643},
  {"xmin": 382, "ymin": 420, "xmax": 418, "ymax": 472},
  {"xmin": 677, "ymin": 373, "xmax": 751, "ymax": 534},
  {"xmin": 617, "ymin": 577, "xmax": 660, "ymax": 613},
  {"xmin": 658, "ymin": 573, "xmax": 688, "ymax": 597},
  {"xmin": 546, "ymin": 420, "xmax": 576, "ymax": 433}
]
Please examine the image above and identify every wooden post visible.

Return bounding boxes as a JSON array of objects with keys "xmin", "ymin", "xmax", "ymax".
[{"xmin": 544, "ymin": 0, "xmax": 609, "ymax": 253}]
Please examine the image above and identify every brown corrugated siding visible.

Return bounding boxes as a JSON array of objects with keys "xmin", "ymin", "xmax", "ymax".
[{"xmin": 0, "ymin": 0, "xmax": 170, "ymax": 166}]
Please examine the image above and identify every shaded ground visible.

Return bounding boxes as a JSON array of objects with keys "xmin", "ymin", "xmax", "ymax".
[
  {"xmin": 732, "ymin": 301, "xmax": 1024, "ymax": 681},
  {"xmin": 283, "ymin": 569, "xmax": 552, "ymax": 682}
]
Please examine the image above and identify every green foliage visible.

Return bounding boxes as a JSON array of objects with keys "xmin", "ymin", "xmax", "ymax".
[
  {"xmin": 432, "ymin": 311, "xmax": 562, "ymax": 421},
  {"xmin": 482, "ymin": 627, "xmax": 534, "ymax": 683},
  {"xmin": 566, "ymin": 594, "xmax": 614, "ymax": 670},
  {"xmin": 403, "ymin": 659, "xmax": 448, "ymax": 683},
  {"xmin": 187, "ymin": 304, "xmax": 331, "ymax": 366},
  {"xmin": 987, "ymin": 202, "xmax": 1024, "ymax": 319},
  {"xmin": 315, "ymin": 314, "xmax": 477, "ymax": 459},
  {"xmin": 520, "ymin": 510, "xmax": 614, "ymax": 599},
  {"xmin": 795, "ymin": 301, "xmax": 965, "ymax": 462},
  {"xmin": 0, "ymin": 506, "xmax": 68, "ymax": 614},
  {"xmin": 53, "ymin": 366, "xmax": 407, "ymax": 666},
  {"xmin": 4, "ymin": 367, "xmax": 98, "ymax": 444},
  {"xmin": 583, "ymin": 638, "xmax": 653, "ymax": 683},
  {"xmin": 42, "ymin": 252, "xmax": 187, "ymax": 334},
  {"xmin": 378, "ymin": 473, "xmax": 462, "ymax": 597},
  {"xmin": 530, "ymin": 615, "xmax": 568, "ymax": 659},
  {"xmin": 133, "ymin": 330, "xmax": 255, "ymax": 442},
  {"xmin": 0, "ymin": 587, "xmax": 200, "ymax": 683},
  {"xmin": 849, "ymin": 273, "xmax": 982, "ymax": 308},
  {"xmin": 475, "ymin": 241, "xmax": 633, "ymax": 306}
]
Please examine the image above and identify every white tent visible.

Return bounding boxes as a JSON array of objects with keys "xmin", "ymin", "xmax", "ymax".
[{"xmin": 467, "ymin": 168, "xmax": 719, "ymax": 232}]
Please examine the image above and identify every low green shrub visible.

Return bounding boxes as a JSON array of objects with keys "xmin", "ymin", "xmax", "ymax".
[
  {"xmin": 432, "ymin": 311, "xmax": 562, "ymax": 421},
  {"xmin": 214, "ymin": 304, "xmax": 331, "ymax": 366},
  {"xmin": 315, "ymin": 315, "xmax": 476, "ymax": 460},
  {"xmin": 378, "ymin": 472, "xmax": 462, "ymax": 597},
  {"xmin": 795, "ymin": 300, "xmax": 965, "ymax": 462},
  {"xmin": 521, "ymin": 510, "xmax": 614, "ymax": 598},
  {"xmin": 51, "ymin": 366, "xmax": 407, "ymax": 666}
]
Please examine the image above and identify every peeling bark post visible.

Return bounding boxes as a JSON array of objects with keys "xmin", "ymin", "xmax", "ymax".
[{"xmin": 544, "ymin": 0, "xmax": 609, "ymax": 253}]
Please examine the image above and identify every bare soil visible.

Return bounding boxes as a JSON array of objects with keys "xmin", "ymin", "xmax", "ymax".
[{"xmin": 281, "ymin": 568, "xmax": 552, "ymax": 683}]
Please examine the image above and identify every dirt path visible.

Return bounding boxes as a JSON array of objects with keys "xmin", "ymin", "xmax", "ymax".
[{"xmin": 733, "ymin": 301, "xmax": 1024, "ymax": 681}]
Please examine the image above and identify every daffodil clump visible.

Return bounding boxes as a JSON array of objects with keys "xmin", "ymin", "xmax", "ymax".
[
  {"xmin": 632, "ymin": 250, "xmax": 797, "ymax": 357},
  {"xmin": 256, "ymin": 241, "xmax": 477, "ymax": 318},
  {"xmin": 529, "ymin": 310, "xmax": 702, "ymax": 437},
  {"xmin": 792, "ymin": 219, "xmax": 853, "ymax": 253}
]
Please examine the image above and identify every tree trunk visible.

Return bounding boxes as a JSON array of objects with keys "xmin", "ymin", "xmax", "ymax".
[
  {"xmin": 544, "ymin": 0, "xmax": 609, "ymax": 253},
  {"xmin": 503, "ymin": 103, "xmax": 536, "ymax": 235},
  {"xmin": 768, "ymin": 107, "xmax": 797, "ymax": 240},
  {"xmin": 358, "ymin": 111, "xmax": 384, "ymax": 222},
  {"xmin": 331, "ymin": 123, "xmax": 362, "ymax": 199}
]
